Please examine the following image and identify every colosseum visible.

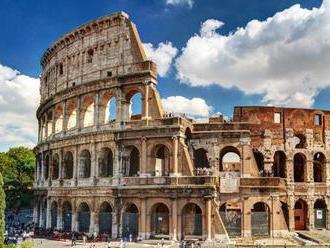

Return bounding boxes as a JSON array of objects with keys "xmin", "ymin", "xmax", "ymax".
[{"xmin": 33, "ymin": 12, "xmax": 330, "ymax": 243}]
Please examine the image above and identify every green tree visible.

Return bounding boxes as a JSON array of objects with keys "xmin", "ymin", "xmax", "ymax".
[
  {"xmin": 0, "ymin": 174, "xmax": 6, "ymax": 247},
  {"xmin": 0, "ymin": 147, "xmax": 35, "ymax": 211}
]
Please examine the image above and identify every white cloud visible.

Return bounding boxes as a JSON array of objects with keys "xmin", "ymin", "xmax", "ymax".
[
  {"xmin": 0, "ymin": 64, "xmax": 39, "ymax": 151},
  {"xmin": 162, "ymin": 96, "xmax": 213, "ymax": 118},
  {"xmin": 175, "ymin": 1, "xmax": 330, "ymax": 108},
  {"xmin": 143, "ymin": 42, "xmax": 178, "ymax": 77},
  {"xmin": 166, "ymin": 0, "xmax": 194, "ymax": 8}
]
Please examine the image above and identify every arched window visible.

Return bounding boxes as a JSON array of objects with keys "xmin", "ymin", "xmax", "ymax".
[
  {"xmin": 193, "ymin": 148, "xmax": 210, "ymax": 169},
  {"xmin": 314, "ymin": 199, "xmax": 327, "ymax": 228},
  {"xmin": 128, "ymin": 147, "xmax": 140, "ymax": 177},
  {"xmin": 151, "ymin": 203, "xmax": 170, "ymax": 237},
  {"xmin": 251, "ymin": 202, "xmax": 270, "ymax": 236},
  {"xmin": 46, "ymin": 112, "xmax": 53, "ymax": 136},
  {"xmin": 63, "ymin": 152, "xmax": 74, "ymax": 179},
  {"xmin": 219, "ymin": 202, "xmax": 242, "ymax": 237},
  {"xmin": 99, "ymin": 202, "xmax": 112, "ymax": 235},
  {"xmin": 128, "ymin": 92, "xmax": 142, "ymax": 120},
  {"xmin": 313, "ymin": 152, "xmax": 326, "ymax": 183},
  {"xmin": 272, "ymin": 151, "xmax": 286, "ymax": 178},
  {"xmin": 87, "ymin": 49, "xmax": 94, "ymax": 63},
  {"xmin": 220, "ymin": 146, "xmax": 241, "ymax": 172},
  {"xmin": 67, "ymin": 102, "xmax": 77, "ymax": 129},
  {"xmin": 99, "ymin": 148, "xmax": 113, "ymax": 177},
  {"xmin": 51, "ymin": 201, "xmax": 58, "ymax": 229},
  {"xmin": 82, "ymin": 98, "xmax": 94, "ymax": 127},
  {"xmin": 294, "ymin": 153, "xmax": 306, "ymax": 182},
  {"xmin": 184, "ymin": 128, "xmax": 192, "ymax": 146},
  {"xmin": 294, "ymin": 199, "xmax": 307, "ymax": 230},
  {"xmin": 154, "ymin": 145, "xmax": 170, "ymax": 176},
  {"xmin": 62, "ymin": 201, "xmax": 72, "ymax": 231},
  {"xmin": 122, "ymin": 204, "xmax": 139, "ymax": 238},
  {"xmin": 55, "ymin": 105, "xmax": 63, "ymax": 133},
  {"xmin": 79, "ymin": 150, "xmax": 91, "ymax": 178},
  {"xmin": 52, "ymin": 154, "xmax": 59, "ymax": 180},
  {"xmin": 105, "ymin": 97, "xmax": 116, "ymax": 123},
  {"xmin": 182, "ymin": 203, "xmax": 202, "ymax": 237},
  {"xmin": 78, "ymin": 203, "xmax": 90, "ymax": 232},
  {"xmin": 293, "ymin": 133, "xmax": 307, "ymax": 149},
  {"xmin": 44, "ymin": 155, "xmax": 49, "ymax": 180}
]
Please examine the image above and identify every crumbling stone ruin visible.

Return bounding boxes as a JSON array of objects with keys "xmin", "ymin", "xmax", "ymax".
[{"xmin": 33, "ymin": 12, "xmax": 330, "ymax": 242}]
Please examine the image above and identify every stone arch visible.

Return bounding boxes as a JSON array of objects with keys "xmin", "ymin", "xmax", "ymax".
[
  {"xmin": 150, "ymin": 203, "xmax": 170, "ymax": 237},
  {"xmin": 63, "ymin": 151, "xmax": 74, "ymax": 179},
  {"xmin": 99, "ymin": 202, "xmax": 112, "ymax": 235},
  {"xmin": 87, "ymin": 48, "xmax": 94, "ymax": 63},
  {"xmin": 100, "ymin": 92, "xmax": 117, "ymax": 124},
  {"xmin": 294, "ymin": 153, "xmax": 306, "ymax": 182},
  {"xmin": 78, "ymin": 202, "xmax": 91, "ymax": 232},
  {"xmin": 313, "ymin": 152, "xmax": 326, "ymax": 183},
  {"xmin": 272, "ymin": 151, "xmax": 286, "ymax": 178},
  {"xmin": 50, "ymin": 201, "xmax": 58, "ymax": 229},
  {"xmin": 182, "ymin": 203, "xmax": 203, "ymax": 237},
  {"xmin": 193, "ymin": 148, "xmax": 210, "ymax": 169},
  {"xmin": 294, "ymin": 133, "xmax": 307, "ymax": 149},
  {"xmin": 219, "ymin": 146, "xmax": 241, "ymax": 172},
  {"xmin": 152, "ymin": 144, "xmax": 170, "ymax": 176},
  {"xmin": 314, "ymin": 199, "xmax": 327, "ymax": 229},
  {"xmin": 79, "ymin": 149, "xmax": 91, "ymax": 178},
  {"xmin": 294, "ymin": 199, "xmax": 308, "ymax": 230},
  {"xmin": 99, "ymin": 148, "xmax": 113, "ymax": 177},
  {"xmin": 219, "ymin": 202, "xmax": 241, "ymax": 237},
  {"xmin": 67, "ymin": 101, "xmax": 77, "ymax": 129},
  {"xmin": 126, "ymin": 146, "xmax": 140, "ymax": 177},
  {"xmin": 62, "ymin": 201, "xmax": 72, "ymax": 231},
  {"xmin": 127, "ymin": 90, "xmax": 143, "ymax": 120},
  {"xmin": 82, "ymin": 96, "xmax": 94, "ymax": 127},
  {"xmin": 54, "ymin": 105, "xmax": 63, "ymax": 133},
  {"xmin": 122, "ymin": 203, "xmax": 139, "ymax": 239},
  {"xmin": 52, "ymin": 153, "xmax": 59, "ymax": 180},
  {"xmin": 184, "ymin": 127, "xmax": 192, "ymax": 146},
  {"xmin": 251, "ymin": 202, "xmax": 270, "ymax": 236},
  {"xmin": 44, "ymin": 155, "xmax": 50, "ymax": 180}
]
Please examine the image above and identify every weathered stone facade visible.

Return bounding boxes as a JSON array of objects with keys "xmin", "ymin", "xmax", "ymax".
[{"xmin": 33, "ymin": 12, "xmax": 330, "ymax": 242}]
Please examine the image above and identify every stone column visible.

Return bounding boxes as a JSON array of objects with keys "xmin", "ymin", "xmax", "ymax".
[
  {"xmin": 91, "ymin": 141, "xmax": 96, "ymax": 178},
  {"xmin": 94, "ymin": 92, "xmax": 100, "ymax": 129},
  {"xmin": 63, "ymin": 100, "xmax": 67, "ymax": 132},
  {"xmin": 171, "ymin": 199, "xmax": 178, "ymax": 241},
  {"xmin": 72, "ymin": 200, "xmax": 78, "ymax": 231},
  {"xmin": 57, "ymin": 200, "xmax": 63, "ymax": 230},
  {"xmin": 242, "ymin": 197, "xmax": 251, "ymax": 237},
  {"xmin": 112, "ymin": 211, "xmax": 118, "ymax": 239},
  {"xmin": 140, "ymin": 199, "xmax": 147, "ymax": 239},
  {"xmin": 172, "ymin": 136, "xmax": 178, "ymax": 176},
  {"xmin": 140, "ymin": 137, "xmax": 147, "ymax": 176},
  {"xmin": 143, "ymin": 81, "xmax": 149, "ymax": 120},
  {"xmin": 205, "ymin": 198, "xmax": 212, "ymax": 241},
  {"xmin": 59, "ymin": 150, "xmax": 63, "ymax": 179},
  {"xmin": 91, "ymin": 211, "xmax": 98, "ymax": 233},
  {"xmin": 308, "ymin": 199, "xmax": 314, "ymax": 230},
  {"xmin": 46, "ymin": 198, "xmax": 51, "ymax": 228},
  {"xmin": 74, "ymin": 146, "xmax": 79, "ymax": 183},
  {"xmin": 77, "ymin": 96, "xmax": 82, "ymax": 130},
  {"xmin": 41, "ymin": 154, "xmax": 45, "ymax": 182},
  {"xmin": 52, "ymin": 106, "xmax": 55, "ymax": 135},
  {"xmin": 288, "ymin": 197, "xmax": 295, "ymax": 231}
]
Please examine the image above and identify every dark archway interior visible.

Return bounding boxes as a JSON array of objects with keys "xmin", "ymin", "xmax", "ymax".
[{"xmin": 294, "ymin": 153, "xmax": 306, "ymax": 182}]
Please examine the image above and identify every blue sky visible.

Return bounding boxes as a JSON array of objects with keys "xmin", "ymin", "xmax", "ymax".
[{"xmin": 0, "ymin": 0, "xmax": 329, "ymax": 151}]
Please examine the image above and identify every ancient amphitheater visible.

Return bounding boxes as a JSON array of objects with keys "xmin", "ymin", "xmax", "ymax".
[{"xmin": 33, "ymin": 12, "xmax": 330, "ymax": 243}]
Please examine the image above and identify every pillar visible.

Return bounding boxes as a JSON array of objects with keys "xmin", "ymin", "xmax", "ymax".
[
  {"xmin": 205, "ymin": 198, "xmax": 212, "ymax": 241},
  {"xmin": 140, "ymin": 199, "xmax": 147, "ymax": 239},
  {"xmin": 91, "ymin": 211, "xmax": 98, "ymax": 233},
  {"xmin": 94, "ymin": 91, "xmax": 100, "ymax": 129},
  {"xmin": 171, "ymin": 199, "xmax": 178, "ymax": 241},
  {"xmin": 112, "ymin": 210, "xmax": 118, "ymax": 238},
  {"xmin": 51, "ymin": 106, "xmax": 55, "ymax": 135},
  {"xmin": 74, "ymin": 146, "xmax": 79, "ymax": 181},
  {"xmin": 46, "ymin": 199, "xmax": 51, "ymax": 228},
  {"xmin": 72, "ymin": 200, "xmax": 78, "ymax": 231},
  {"xmin": 143, "ymin": 81, "xmax": 149, "ymax": 120},
  {"xmin": 140, "ymin": 137, "xmax": 147, "ymax": 176},
  {"xmin": 77, "ymin": 96, "xmax": 81, "ymax": 130},
  {"xmin": 91, "ymin": 141, "xmax": 96, "ymax": 178},
  {"xmin": 63, "ymin": 100, "xmax": 67, "ymax": 132},
  {"xmin": 308, "ymin": 199, "xmax": 314, "ymax": 230},
  {"xmin": 172, "ymin": 136, "xmax": 178, "ymax": 176},
  {"xmin": 57, "ymin": 200, "xmax": 63, "ymax": 230}
]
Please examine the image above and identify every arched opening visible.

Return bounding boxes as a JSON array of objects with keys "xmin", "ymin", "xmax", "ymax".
[
  {"xmin": 122, "ymin": 204, "xmax": 139, "ymax": 239},
  {"xmin": 184, "ymin": 128, "xmax": 192, "ymax": 146},
  {"xmin": 82, "ymin": 97, "xmax": 94, "ymax": 127},
  {"xmin": 37, "ymin": 155, "xmax": 42, "ymax": 181},
  {"xmin": 294, "ymin": 199, "xmax": 307, "ymax": 230},
  {"xmin": 52, "ymin": 154, "xmax": 59, "ymax": 180},
  {"xmin": 105, "ymin": 97, "xmax": 116, "ymax": 123},
  {"xmin": 294, "ymin": 133, "xmax": 307, "ymax": 149},
  {"xmin": 42, "ymin": 200, "xmax": 47, "ymax": 228},
  {"xmin": 281, "ymin": 202, "xmax": 289, "ymax": 230},
  {"xmin": 87, "ymin": 49, "xmax": 94, "ymax": 63},
  {"xmin": 272, "ymin": 151, "xmax": 286, "ymax": 178},
  {"xmin": 46, "ymin": 112, "xmax": 53, "ymax": 136},
  {"xmin": 220, "ymin": 146, "xmax": 241, "ymax": 172},
  {"xmin": 219, "ymin": 202, "xmax": 241, "ymax": 237},
  {"xmin": 63, "ymin": 151, "xmax": 74, "ymax": 179},
  {"xmin": 51, "ymin": 201, "xmax": 58, "ymax": 229},
  {"xmin": 127, "ymin": 147, "xmax": 140, "ymax": 177},
  {"xmin": 253, "ymin": 151, "xmax": 264, "ymax": 172},
  {"xmin": 62, "ymin": 201, "xmax": 72, "ymax": 231},
  {"xmin": 78, "ymin": 202, "xmax": 90, "ymax": 233},
  {"xmin": 67, "ymin": 102, "xmax": 77, "ymax": 129},
  {"xmin": 99, "ymin": 202, "xmax": 112, "ymax": 235},
  {"xmin": 44, "ymin": 155, "xmax": 49, "ymax": 180},
  {"xmin": 55, "ymin": 105, "xmax": 63, "ymax": 133},
  {"xmin": 99, "ymin": 148, "xmax": 113, "ymax": 177},
  {"xmin": 193, "ymin": 148, "xmax": 210, "ymax": 169},
  {"xmin": 79, "ymin": 150, "xmax": 91, "ymax": 178},
  {"xmin": 128, "ymin": 92, "xmax": 142, "ymax": 120},
  {"xmin": 313, "ymin": 152, "xmax": 326, "ymax": 183},
  {"xmin": 294, "ymin": 153, "xmax": 306, "ymax": 182},
  {"xmin": 154, "ymin": 145, "xmax": 170, "ymax": 176},
  {"xmin": 251, "ymin": 202, "xmax": 270, "ymax": 236},
  {"xmin": 314, "ymin": 199, "xmax": 327, "ymax": 229},
  {"xmin": 151, "ymin": 203, "xmax": 170, "ymax": 238},
  {"xmin": 182, "ymin": 203, "xmax": 202, "ymax": 238}
]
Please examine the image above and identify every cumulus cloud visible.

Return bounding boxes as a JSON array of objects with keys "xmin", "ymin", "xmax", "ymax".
[
  {"xmin": 166, "ymin": 0, "xmax": 194, "ymax": 8},
  {"xmin": 0, "ymin": 64, "xmax": 39, "ymax": 151},
  {"xmin": 143, "ymin": 42, "xmax": 178, "ymax": 77},
  {"xmin": 175, "ymin": 0, "xmax": 330, "ymax": 107},
  {"xmin": 162, "ymin": 96, "xmax": 213, "ymax": 118}
]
